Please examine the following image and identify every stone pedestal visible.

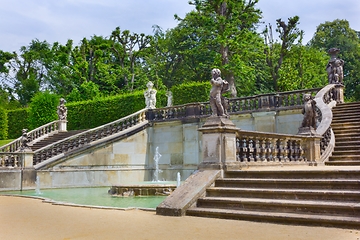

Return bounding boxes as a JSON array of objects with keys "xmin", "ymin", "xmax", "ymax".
[
  {"xmin": 58, "ymin": 120, "xmax": 67, "ymax": 132},
  {"xmin": 335, "ymin": 84, "xmax": 344, "ymax": 103},
  {"xmin": 297, "ymin": 127, "xmax": 321, "ymax": 165},
  {"xmin": 22, "ymin": 151, "xmax": 34, "ymax": 168},
  {"xmin": 297, "ymin": 127, "xmax": 317, "ymax": 136},
  {"xmin": 198, "ymin": 116, "xmax": 240, "ymax": 171}
]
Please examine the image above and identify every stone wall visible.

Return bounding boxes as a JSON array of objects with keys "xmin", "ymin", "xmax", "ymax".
[{"xmin": 0, "ymin": 109, "xmax": 304, "ymax": 190}]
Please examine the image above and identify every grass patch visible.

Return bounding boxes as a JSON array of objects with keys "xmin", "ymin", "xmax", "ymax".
[{"xmin": 0, "ymin": 139, "xmax": 14, "ymax": 147}]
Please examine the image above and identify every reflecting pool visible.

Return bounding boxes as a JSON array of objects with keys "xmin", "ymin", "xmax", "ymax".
[{"xmin": 0, "ymin": 187, "xmax": 166, "ymax": 209}]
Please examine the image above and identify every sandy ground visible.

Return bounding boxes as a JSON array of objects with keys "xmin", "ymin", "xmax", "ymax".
[{"xmin": 0, "ymin": 196, "xmax": 358, "ymax": 240}]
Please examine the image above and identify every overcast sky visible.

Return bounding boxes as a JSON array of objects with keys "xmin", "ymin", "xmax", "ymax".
[{"xmin": 0, "ymin": 0, "xmax": 359, "ymax": 53}]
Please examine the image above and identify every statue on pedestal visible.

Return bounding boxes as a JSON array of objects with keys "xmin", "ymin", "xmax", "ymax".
[
  {"xmin": 166, "ymin": 90, "xmax": 173, "ymax": 107},
  {"xmin": 209, "ymin": 68, "xmax": 229, "ymax": 117},
  {"xmin": 20, "ymin": 129, "xmax": 31, "ymax": 151},
  {"xmin": 57, "ymin": 98, "xmax": 67, "ymax": 120},
  {"xmin": 298, "ymin": 94, "xmax": 317, "ymax": 135},
  {"xmin": 144, "ymin": 81, "xmax": 157, "ymax": 109},
  {"xmin": 326, "ymin": 48, "xmax": 344, "ymax": 84}
]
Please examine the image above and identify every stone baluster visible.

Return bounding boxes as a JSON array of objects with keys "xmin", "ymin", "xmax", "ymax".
[
  {"xmin": 278, "ymin": 138, "xmax": 285, "ymax": 162},
  {"xmin": 248, "ymin": 139, "xmax": 255, "ymax": 162},
  {"xmin": 271, "ymin": 138, "xmax": 279, "ymax": 162},
  {"xmin": 254, "ymin": 138, "xmax": 260, "ymax": 162},
  {"xmin": 241, "ymin": 138, "xmax": 248, "ymax": 162},
  {"xmin": 260, "ymin": 138, "xmax": 267, "ymax": 162},
  {"xmin": 267, "ymin": 138, "xmax": 272, "ymax": 161}
]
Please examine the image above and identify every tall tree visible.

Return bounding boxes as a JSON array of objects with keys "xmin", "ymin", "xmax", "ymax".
[
  {"xmin": 308, "ymin": 19, "xmax": 360, "ymax": 100},
  {"xmin": 110, "ymin": 27, "xmax": 152, "ymax": 91},
  {"xmin": 263, "ymin": 16, "xmax": 303, "ymax": 91},
  {"xmin": 184, "ymin": 0, "xmax": 263, "ymax": 97}
]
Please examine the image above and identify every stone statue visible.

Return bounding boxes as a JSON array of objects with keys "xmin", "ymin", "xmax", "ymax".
[
  {"xmin": 326, "ymin": 48, "xmax": 344, "ymax": 84},
  {"xmin": 57, "ymin": 98, "xmax": 67, "ymax": 120},
  {"xmin": 300, "ymin": 94, "xmax": 317, "ymax": 129},
  {"xmin": 166, "ymin": 90, "xmax": 173, "ymax": 107},
  {"xmin": 20, "ymin": 129, "xmax": 31, "ymax": 151},
  {"xmin": 210, "ymin": 68, "xmax": 229, "ymax": 117},
  {"xmin": 144, "ymin": 81, "xmax": 157, "ymax": 109}
]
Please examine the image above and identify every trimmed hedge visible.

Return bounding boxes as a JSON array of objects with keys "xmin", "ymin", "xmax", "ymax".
[
  {"xmin": 0, "ymin": 107, "xmax": 8, "ymax": 140},
  {"xmin": 67, "ymin": 90, "xmax": 167, "ymax": 130},
  {"xmin": 28, "ymin": 92, "xmax": 59, "ymax": 129},
  {"xmin": 171, "ymin": 81, "xmax": 211, "ymax": 105},
  {"xmin": 7, "ymin": 108, "xmax": 29, "ymax": 139}
]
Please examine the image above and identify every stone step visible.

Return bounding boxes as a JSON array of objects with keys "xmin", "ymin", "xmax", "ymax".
[
  {"xmin": 186, "ymin": 207, "xmax": 360, "ymax": 229},
  {"xmin": 332, "ymin": 118, "xmax": 360, "ymax": 124},
  {"xmin": 214, "ymin": 178, "xmax": 360, "ymax": 190},
  {"xmin": 30, "ymin": 130, "xmax": 85, "ymax": 151},
  {"xmin": 328, "ymin": 155, "xmax": 360, "ymax": 161},
  {"xmin": 331, "ymin": 123, "xmax": 360, "ymax": 130},
  {"xmin": 333, "ymin": 145, "xmax": 360, "ymax": 151},
  {"xmin": 325, "ymin": 160, "xmax": 360, "ymax": 166},
  {"xmin": 333, "ymin": 129, "xmax": 360, "ymax": 134},
  {"xmin": 195, "ymin": 197, "xmax": 360, "ymax": 217},
  {"xmin": 331, "ymin": 150, "xmax": 360, "ymax": 156},
  {"xmin": 205, "ymin": 187, "xmax": 360, "ymax": 202},
  {"xmin": 335, "ymin": 140, "xmax": 360, "ymax": 147},
  {"xmin": 332, "ymin": 113, "xmax": 360, "ymax": 120},
  {"xmin": 332, "ymin": 132, "xmax": 360, "ymax": 138},
  {"xmin": 224, "ymin": 170, "xmax": 360, "ymax": 179}
]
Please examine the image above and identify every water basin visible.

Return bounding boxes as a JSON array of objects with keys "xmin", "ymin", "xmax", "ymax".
[{"xmin": 0, "ymin": 187, "xmax": 167, "ymax": 210}]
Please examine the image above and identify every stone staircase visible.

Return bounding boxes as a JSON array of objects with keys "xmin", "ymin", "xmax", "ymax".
[
  {"xmin": 327, "ymin": 102, "xmax": 360, "ymax": 166},
  {"xmin": 29, "ymin": 130, "xmax": 85, "ymax": 151},
  {"xmin": 186, "ymin": 169, "xmax": 360, "ymax": 228}
]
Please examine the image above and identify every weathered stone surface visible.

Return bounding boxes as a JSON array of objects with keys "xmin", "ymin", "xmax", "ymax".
[{"xmin": 156, "ymin": 170, "xmax": 221, "ymax": 216}]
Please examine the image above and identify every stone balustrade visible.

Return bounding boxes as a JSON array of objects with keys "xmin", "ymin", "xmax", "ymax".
[
  {"xmin": 0, "ymin": 152, "xmax": 22, "ymax": 168},
  {"xmin": 149, "ymin": 88, "xmax": 321, "ymax": 121},
  {"xmin": 33, "ymin": 109, "xmax": 148, "ymax": 166},
  {"xmin": 0, "ymin": 120, "xmax": 60, "ymax": 153},
  {"xmin": 235, "ymin": 130, "xmax": 318, "ymax": 165}
]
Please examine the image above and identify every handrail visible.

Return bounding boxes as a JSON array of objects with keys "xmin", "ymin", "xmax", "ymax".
[
  {"xmin": 33, "ymin": 109, "xmax": 148, "ymax": 168},
  {"xmin": 0, "ymin": 120, "xmax": 60, "ymax": 153},
  {"xmin": 314, "ymin": 84, "xmax": 340, "ymax": 162}
]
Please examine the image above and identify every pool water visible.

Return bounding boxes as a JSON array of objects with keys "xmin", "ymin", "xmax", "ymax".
[{"xmin": 0, "ymin": 187, "xmax": 167, "ymax": 209}]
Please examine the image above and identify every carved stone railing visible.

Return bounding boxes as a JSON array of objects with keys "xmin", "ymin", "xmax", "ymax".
[
  {"xmin": 148, "ymin": 88, "xmax": 321, "ymax": 121},
  {"xmin": 33, "ymin": 109, "xmax": 148, "ymax": 168},
  {"xmin": 0, "ymin": 152, "xmax": 22, "ymax": 168},
  {"xmin": 314, "ymin": 84, "xmax": 342, "ymax": 162},
  {"xmin": 0, "ymin": 121, "xmax": 60, "ymax": 153},
  {"xmin": 236, "ymin": 130, "xmax": 314, "ymax": 165}
]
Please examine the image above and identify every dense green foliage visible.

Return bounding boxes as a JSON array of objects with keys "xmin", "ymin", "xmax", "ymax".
[
  {"xmin": 308, "ymin": 19, "xmax": 360, "ymax": 101},
  {"xmin": 171, "ymin": 81, "xmax": 211, "ymax": 105},
  {"xmin": 67, "ymin": 90, "xmax": 167, "ymax": 130},
  {"xmin": 28, "ymin": 92, "xmax": 59, "ymax": 129},
  {"xmin": 0, "ymin": 107, "xmax": 8, "ymax": 139},
  {"xmin": 6, "ymin": 108, "xmax": 29, "ymax": 139}
]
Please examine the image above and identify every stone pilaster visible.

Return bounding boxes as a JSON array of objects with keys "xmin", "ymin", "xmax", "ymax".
[{"xmin": 198, "ymin": 116, "xmax": 240, "ymax": 171}]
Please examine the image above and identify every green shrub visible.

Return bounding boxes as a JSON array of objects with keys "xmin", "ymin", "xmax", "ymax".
[
  {"xmin": 28, "ymin": 92, "xmax": 59, "ymax": 129},
  {"xmin": 7, "ymin": 108, "xmax": 29, "ymax": 139},
  {"xmin": 171, "ymin": 81, "xmax": 211, "ymax": 105},
  {"xmin": 0, "ymin": 107, "xmax": 8, "ymax": 139},
  {"xmin": 67, "ymin": 90, "xmax": 167, "ymax": 130}
]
